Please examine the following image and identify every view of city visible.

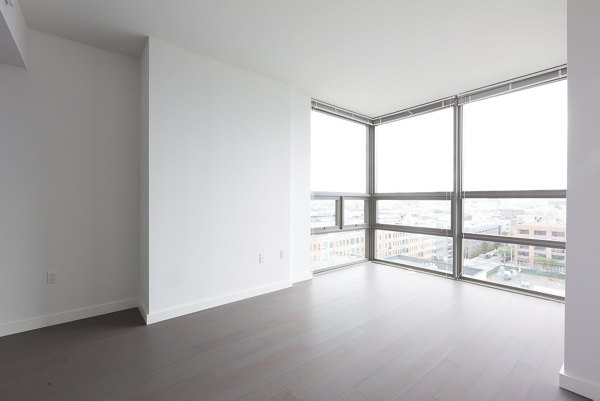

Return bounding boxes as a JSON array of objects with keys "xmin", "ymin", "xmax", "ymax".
[
  {"xmin": 377, "ymin": 200, "xmax": 451, "ymax": 229},
  {"xmin": 310, "ymin": 199, "xmax": 337, "ymax": 229},
  {"xmin": 310, "ymin": 198, "xmax": 566, "ymax": 296},
  {"xmin": 310, "ymin": 80, "xmax": 567, "ymax": 297},
  {"xmin": 344, "ymin": 199, "xmax": 367, "ymax": 225},
  {"xmin": 375, "ymin": 230, "xmax": 452, "ymax": 273},
  {"xmin": 462, "ymin": 240, "xmax": 565, "ymax": 297},
  {"xmin": 310, "ymin": 230, "xmax": 366, "ymax": 269},
  {"xmin": 310, "ymin": 198, "xmax": 366, "ymax": 230}
]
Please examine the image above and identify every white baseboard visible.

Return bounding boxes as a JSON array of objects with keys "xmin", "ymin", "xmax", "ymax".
[
  {"xmin": 137, "ymin": 298, "xmax": 149, "ymax": 324},
  {"xmin": 144, "ymin": 280, "xmax": 291, "ymax": 325},
  {"xmin": 560, "ymin": 364, "xmax": 600, "ymax": 400},
  {"xmin": 0, "ymin": 298, "xmax": 139, "ymax": 337},
  {"xmin": 291, "ymin": 272, "xmax": 313, "ymax": 284}
]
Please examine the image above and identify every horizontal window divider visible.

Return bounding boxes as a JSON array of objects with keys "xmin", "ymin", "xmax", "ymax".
[
  {"xmin": 372, "ymin": 97, "xmax": 455, "ymax": 126},
  {"xmin": 314, "ymin": 66, "xmax": 568, "ymax": 129},
  {"xmin": 343, "ymin": 223, "xmax": 369, "ymax": 230},
  {"xmin": 311, "ymin": 226, "xmax": 341, "ymax": 235},
  {"xmin": 462, "ymin": 233, "xmax": 566, "ymax": 249},
  {"xmin": 463, "ymin": 190, "xmax": 566, "ymax": 199},
  {"xmin": 458, "ymin": 276, "xmax": 564, "ymax": 302},
  {"xmin": 311, "ymin": 226, "xmax": 368, "ymax": 236},
  {"xmin": 373, "ymin": 192, "xmax": 453, "ymax": 200},
  {"xmin": 374, "ymin": 224, "xmax": 452, "ymax": 237},
  {"xmin": 311, "ymin": 100, "xmax": 374, "ymax": 126},
  {"xmin": 373, "ymin": 259, "xmax": 454, "ymax": 278},
  {"xmin": 313, "ymin": 258, "xmax": 369, "ymax": 274},
  {"xmin": 457, "ymin": 65, "xmax": 567, "ymax": 106},
  {"xmin": 311, "ymin": 196, "xmax": 340, "ymax": 202},
  {"xmin": 312, "ymin": 192, "xmax": 370, "ymax": 198},
  {"xmin": 341, "ymin": 196, "xmax": 370, "ymax": 201}
]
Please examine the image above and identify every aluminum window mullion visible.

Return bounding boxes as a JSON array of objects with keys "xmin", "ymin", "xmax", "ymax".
[
  {"xmin": 458, "ymin": 276, "xmax": 564, "ymax": 302},
  {"xmin": 340, "ymin": 196, "xmax": 370, "ymax": 200},
  {"xmin": 313, "ymin": 258, "xmax": 369, "ymax": 274},
  {"xmin": 337, "ymin": 196, "xmax": 343, "ymax": 230},
  {"xmin": 463, "ymin": 190, "xmax": 566, "ymax": 199},
  {"xmin": 453, "ymin": 102, "xmax": 463, "ymax": 279},
  {"xmin": 368, "ymin": 124, "xmax": 376, "ymax": 261},
  {"xmin": 372, "ymin": 98, "xmax": 455, "ymax": 126},
  {"xmin": 324, "ymin": 65, "xmax": 568, "ymax": 126},
  {"xmin": 373, "ymin": 224, "xmax": 451, "ymax": 237},
  {"xmin": 311, "ymin": 226, "xmax": 340, "ymax": 235},
  {"xmin": 313, "ymin": 191, "xmax": 370, "ymax": 198},
  {"xmin": 370, "ymin": 66, "xmax": 567, "ymax": 124},
  {"xmin": 311, "ymin": 100, "xmax": 374, "ymax": 126},
  {"xmin": 311, "ymin": 195, "xmax": 340, "ymax": 202},
  {"xmin": 372, "ymin": 192, "xmax": 453, "ymax": 200},
  {"xmin": 456, "ymin": 66, "xmax": 566, "ymax": 107},
  {"xmin": 462, "ymin": 233, "xmax": 566, "ymax": 250},
  {"xmin": 373, "ymin": 259, "xmax": 453, "ymax": 279},
  {"xmin": 341, "ymin": 223, "xmax": 370, "ymax": 230},
  {"xmin": 311, "ymin": 225, "xmax": 370, "ymax": 236}
]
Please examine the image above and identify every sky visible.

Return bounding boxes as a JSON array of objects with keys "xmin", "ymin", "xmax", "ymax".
[
  {"xmin": 310, "ymin": 80, "xmax": 567, "ymax": 193},
  {"xmin": 310, "ymin": 111, "xmax": 367, "ymax": 192}
]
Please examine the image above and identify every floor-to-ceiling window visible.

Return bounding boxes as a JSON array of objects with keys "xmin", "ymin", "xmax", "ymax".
[
  {"xmin": 310, "ymin": 67, "xmax": 567, "ymax": 298},
  {"xmin": 461, "ymin": 79, "xmax": 567, "ymax": 297},
  {"xmin": 310, "ymin": 110, "xmax": 369, "ymax": 271},
  {"xmin": 373, "ymin": 108, "xmax": 454, "ymax": 275}
]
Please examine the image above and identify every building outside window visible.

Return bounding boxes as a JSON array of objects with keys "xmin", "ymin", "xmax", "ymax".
[{"xmin": 310, "ymin": 70, "xmax": 566, "ymax": 297}]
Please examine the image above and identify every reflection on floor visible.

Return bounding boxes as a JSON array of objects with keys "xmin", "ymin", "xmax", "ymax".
[{"xmin": 0, "ymin": 262, "xmax": 587, "ymax": 400}]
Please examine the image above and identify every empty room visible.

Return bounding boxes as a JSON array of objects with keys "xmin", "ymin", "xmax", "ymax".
[{"xmin": 1, "ymin": 0, "xmax": 599, "ymax": 400}]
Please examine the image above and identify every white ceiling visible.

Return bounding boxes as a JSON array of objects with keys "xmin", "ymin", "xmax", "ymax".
[{"xmin": 19, "ymin": 0, "xmax": 566, "ymax": 116}]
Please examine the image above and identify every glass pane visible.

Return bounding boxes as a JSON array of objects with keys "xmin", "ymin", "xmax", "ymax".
[
  {"xmin": 311, "ymin": 111, "xmax": 367, "ymax": 192},
  {"xmin": 375, "ymin": 108, "xmax": 453, "ymax": 193},
  {"xmin": 344, "ymin": 199, "xmax": 366, "ymax": 226},
  {"xmin": 310, "ymin": 199, "xmax": 337, "ymax": 229},
  {"xmin": 463, "ymin": 80, "xmax": 567, "ymax": 190},
  {"xmin": 375, "ymin": 230, "xmax": 453, "ymax": 274},
  {"xmin": 310, "ymin": 230, "xmax": 366, "ymax": 271},
  {"xmin": 462, "ymin": 239, "xmax": 565, "ymax": 297},
  {"xmin": 376, "ymin": 200, "xmax": 451, "ymax": 229},
  {"xmin": 464, "ymin": 198, "xmax": 566, "ymax": 240}
]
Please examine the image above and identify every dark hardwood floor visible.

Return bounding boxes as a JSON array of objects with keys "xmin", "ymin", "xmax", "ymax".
[{"xmin": 0, "ymin": 263, "xmax": 588, "ymax": 401}]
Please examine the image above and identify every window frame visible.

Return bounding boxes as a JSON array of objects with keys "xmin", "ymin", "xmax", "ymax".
[
  {"xmin": 371, "ymin": 107, "xmax": 456, "ymax": 279},
  {"xmin": 309, "ymin": 109, "xmax": 371, "ymax": 273},
  {"xmin": 458, "ymin": 78, "xmax": 567, "ymax": 299},
  {"xmin": 311, "ymin": 66, "xmax": 567, "ymax": 299},
  {"xmin": 311, "ymin": 194, "xmax": 370, "ymax": 235}
]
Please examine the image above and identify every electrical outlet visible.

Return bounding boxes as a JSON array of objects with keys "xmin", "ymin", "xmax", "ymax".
[
  {"xmin": 280, "ymin": 250, "xmax": 285, "ymax": 260},
  {"xmin": 47, "ymin": 271, "xmax": 58, "ymax": 284},
  {"xmin": 258, "ymin": 253, "xmax": 264, "ymax": 263}
]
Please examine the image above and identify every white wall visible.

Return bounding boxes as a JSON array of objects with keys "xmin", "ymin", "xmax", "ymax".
[
  {"xmin": 139, "ymin": 39, "xmax": 150, "ymax": 316},
  {"xmin": 289, "ymin": 91, "xmax": 312, "ymax": 283},
  {"xmin": 145, "ymin": 38, "xmax": 300, "ymax": 322},
  {"xmin": 561, "ymin": 0, "xmax": 600, "ymax": 398},
  {"xmin": 0, "ymin": 30, "xmax": 140, "ymax": 336}
]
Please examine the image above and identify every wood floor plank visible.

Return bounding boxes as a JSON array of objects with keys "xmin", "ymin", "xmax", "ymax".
[
  {"xmin": 492, "ymin": 362, "xmax": 539, "ymax": 401},
  {"xmin": 0, "ymin": 263, "xmax": 589, "ymax": 401},
  {"xmin": 397, "ymin": 358, "xmax": 459, "ymax": 401},
  {"xmin": 332, "ymin": 388, "xmax": 367, "ymax": 401}
]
